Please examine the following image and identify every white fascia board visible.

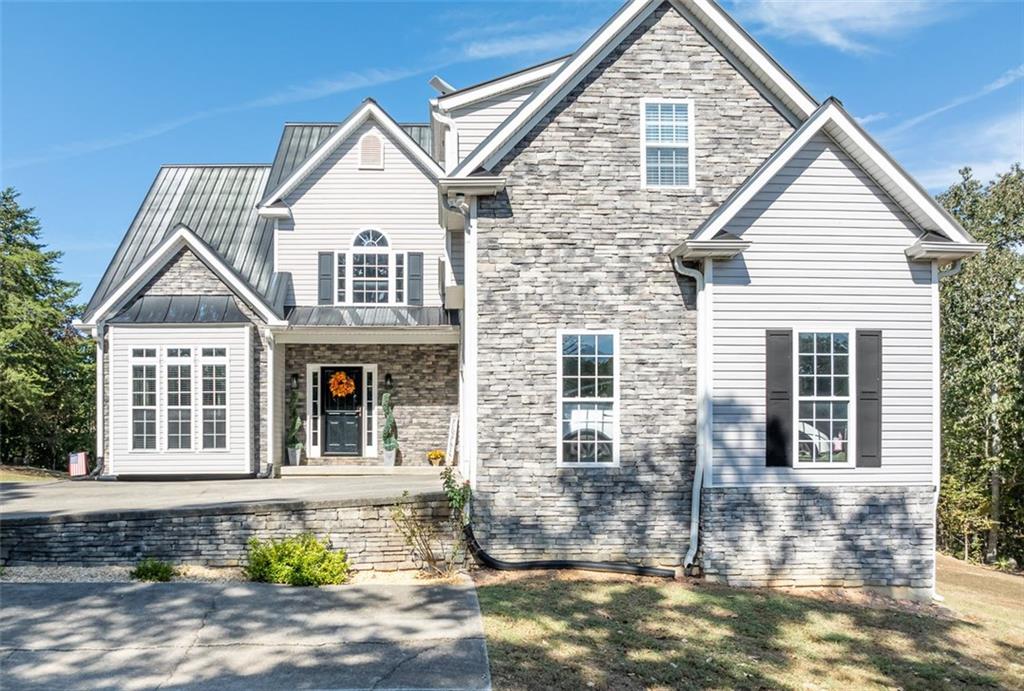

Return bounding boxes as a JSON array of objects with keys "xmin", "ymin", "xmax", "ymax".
[
  {"xmin": 691, "ymin": 100, "xmax": 978, "ymax": 246},
  {"xmin": 270, "ymin": 326, "xmax": 460, "ymax": 345},
  {"xmin": 436, "ymin": 58, "xmax": 566, "ymax": 112},
  {"xmin": 85, "ymin": 225, "xmax": 286, "ymax": 326},
  {"xmin": 438, "ymin": 177, "xmax": 506, "ymax": 196},
  {"xmin": 259, "ymin": 101, "xmax": 445, "ymax": 208},
  {"xmin": 905, "ymin": 240, "xmax": 987, "ymax": 262},
  {"xmin": 450, "ymin": 0, "xmax": 821, "ymax": 178},
  {"xmin": 257, "ymin": 205, "xmax": 291, "ymax": 220},
  {"xmin": 671, "ymin": 238, "xmax": 751, "ymax": 259}
]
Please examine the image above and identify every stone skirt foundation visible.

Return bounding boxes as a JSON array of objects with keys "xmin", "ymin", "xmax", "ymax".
[
  {"xmin": 0, "ymin": 493, "xmax": 449, "ymax": 571},
  {"xmin": 700, "ymin": 485, "xmax": 936, "ymax": 600}
]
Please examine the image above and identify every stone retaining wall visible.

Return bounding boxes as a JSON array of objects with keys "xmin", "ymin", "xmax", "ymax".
[
  {"xmin": 0, "ymin": 493, "xmax": 449, "ymax": 571},
  {"xmin": 700, "ymin": 485, "xmax": 936, "ymax": 598}
]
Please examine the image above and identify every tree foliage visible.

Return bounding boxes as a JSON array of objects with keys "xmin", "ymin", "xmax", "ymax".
[
  {"xmin": 937, "ymin": 165, "xmax": 1024, "ymax": 564},
  {"xmin": 0, "ymin": 188, "xmax": 94, "ymax": 469}
]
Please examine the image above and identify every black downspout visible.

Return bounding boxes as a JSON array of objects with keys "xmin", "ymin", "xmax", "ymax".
[{"xmin": 463, "ymin": 525, "xmax": 675, "ymax": 579}]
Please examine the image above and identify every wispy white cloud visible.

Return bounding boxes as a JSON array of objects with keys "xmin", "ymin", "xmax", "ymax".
[
  {"xmin": 5, "ymin": 67, "xmax": 424, "ymax": 170},
  {"xmin": 460, "ymin": 26, "xmax": 594, "ymax": 60},
  {"xmin": 729, "ymin": 0, "xmax": 951, "ymax": 53},
  {"xmin": 883, "ymin": 64, "xmax": 1024, "ymax": 136},
  {"xmin": 855, "ymin": 112, "xmax": 889, "ymax": 126},
  {"xmin": 909, "ymin": 110, "xmax": 1024, "ymax": 190}
]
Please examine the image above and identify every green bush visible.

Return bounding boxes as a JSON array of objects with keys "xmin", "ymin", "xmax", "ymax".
[
  {"xmin": 245, "ymin": 534, "xmax": 351, "ymax": 586},
  {"xmin": 130, "ymin": 558, "xmax": 177, "ymax": 582}
]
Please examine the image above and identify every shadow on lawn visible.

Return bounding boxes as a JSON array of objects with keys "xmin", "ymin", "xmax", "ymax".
[{"xmin": 476, "ymin": 573, "xmax": 1005, "ymax": 691}]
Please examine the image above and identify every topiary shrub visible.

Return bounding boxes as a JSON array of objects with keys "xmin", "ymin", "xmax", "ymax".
[
  {"xmin": 245, "ymin": 534, "xmax": 351, "ymax": 586},
  {"xmin": 130, "ymin": 558, "xmax": 177, "ymax": 582}
]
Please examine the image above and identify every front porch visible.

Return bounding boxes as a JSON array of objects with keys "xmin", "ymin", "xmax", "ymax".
[{"xmin": 276, "ymin": 335, "xmax": 460, "ymax": 469}]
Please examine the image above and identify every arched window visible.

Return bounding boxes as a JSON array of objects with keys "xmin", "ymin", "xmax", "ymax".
[
  {"xmin": 353, "ymin": 229, "xmax": 388, "ymax": 247},
  {"xmin": 359, "ymin": 133, "xmax": 383, "ymax": 170}
]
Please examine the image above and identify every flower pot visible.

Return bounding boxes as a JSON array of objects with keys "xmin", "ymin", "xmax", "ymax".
[
  {"xmin": 382, "ymin": 448, "xmax": 397, "ymax": 466},
  {"xmin": 286, "ymin": 447, "xmax": 301, "ymax": 466}
]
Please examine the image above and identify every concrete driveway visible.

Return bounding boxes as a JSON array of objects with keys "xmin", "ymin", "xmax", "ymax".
[{"xmin": 0, "ymin": 581, "xmax": 491, "ymax": 690}]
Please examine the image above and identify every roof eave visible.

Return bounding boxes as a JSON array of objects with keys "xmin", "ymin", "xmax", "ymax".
[
  {"xmin": 670, "ymin": 238, "xmax": 751, "ymax": 259},
  {"xmin": 438, "ymin": 176, "xmax": 506, "ymax": 196},
  {"xmin": 905, "ymin": 241, "xmax": 987, "ymax": 262}
]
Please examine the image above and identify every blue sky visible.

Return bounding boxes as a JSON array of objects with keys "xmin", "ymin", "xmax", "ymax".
[{"xmin": 2, "ymin": 0, "xmax": 1022, "ymax": 301}]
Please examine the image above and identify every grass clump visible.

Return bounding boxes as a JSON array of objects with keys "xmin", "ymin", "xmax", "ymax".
[
  {"xmin": 245, "ymin": 534, "xmax": 350, "ymax": 586},
  {"xmin": 130, "ymin": 558, "xmax": 177, "ymax": 582}
]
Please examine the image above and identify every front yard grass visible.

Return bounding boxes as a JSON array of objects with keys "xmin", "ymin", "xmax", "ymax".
[
  {"xmin": 475, "ymin": 556, "xmax": 1023, "ymax": 690},
  {"xmin": 0, "ymin": 465, "xmax": 63, "ymax": 483}
]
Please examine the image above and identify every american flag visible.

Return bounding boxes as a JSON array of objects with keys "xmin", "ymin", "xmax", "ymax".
[{"xmin": 68, "ymin": 452, "xmax": 88, "ymax": 477}]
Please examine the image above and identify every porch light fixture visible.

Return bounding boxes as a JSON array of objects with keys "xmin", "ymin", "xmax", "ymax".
[
  {"xmin": 290, "ymin": 373, "xmax": 299, "ymax": 391},
  {"xmin": 384, "ymin": 373, "xmax": 393, "ymax": 390}
]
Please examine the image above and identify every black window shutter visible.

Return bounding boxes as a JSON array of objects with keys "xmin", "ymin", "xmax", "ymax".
[
  {"xmin": 856, "ymin": 330, "xmax": 883, "ymax": 468},
  {"xmin": 407, "ymin": 252, "xmax": 424, "ymax": 306},
  {"xmin": 317, "ymin": 252, "xmax": 333, "ymax": 305},
  {"xmin": 765, "ymin": 329, "xmax": 794, "ymax": 467}
]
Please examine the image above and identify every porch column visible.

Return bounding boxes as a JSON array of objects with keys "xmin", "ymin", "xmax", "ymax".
[{"xmin": 262, "ymin": 328, "xmax": 285, "ymax": 476}]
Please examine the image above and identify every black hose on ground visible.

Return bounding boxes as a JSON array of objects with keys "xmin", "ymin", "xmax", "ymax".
[{"xmin": 463, "ymin": 524, "xmax": 675, "ymax": 579}]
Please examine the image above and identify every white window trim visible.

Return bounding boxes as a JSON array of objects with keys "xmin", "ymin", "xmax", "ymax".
[
  {"xmin": 791, "ymin": 327, "xmax": 857, "ymax": 469},
  {"xmin": 358, "ymin": 132, "xmax": 385, "ymax": 170},
  {"xmin": 334, "ymin": 230, "xmax": 406, "ymax": 307},
  {"xmin": 164, "ymin": 348, "xmax": 194, "ymax": 451},
  {"xmin": 130, "ymin": 348, "xmax": 159, "ymax": 453},
  {"xmin": 200, "ymin": 347, "xmax": 231, "ymax": 453},
  {"xmin": 305, "ymin": 363, "xmax": 378, "ymax": 460},
  {"xmin": 555, "ymin": 329, "xmax": 621, "ymax": 468},
  {"xmin": 639, "ymin": 97, "xmax": 696, "ymax": 191}
]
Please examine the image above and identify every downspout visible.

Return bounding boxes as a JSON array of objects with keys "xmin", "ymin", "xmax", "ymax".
[
  {"xmin": 672, "ymin": 258, "xmax": 708, "ymax": 568},
  {"xmin": 937, "ymin": 258, "xmax": 964, "ymax": 279},
  {"xmin": 257, "ymin": 328, "xmax": 276, "ymax": 479}
]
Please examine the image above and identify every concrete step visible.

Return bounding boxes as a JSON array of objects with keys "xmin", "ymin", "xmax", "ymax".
[{"xmin": 281, "ymin": 465, "xmax": 444, "ymax": 477}]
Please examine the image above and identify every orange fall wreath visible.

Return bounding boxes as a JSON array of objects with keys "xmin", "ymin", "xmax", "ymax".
[{"xmin": 328, "ymin": 371, "xmax": 356, "ymax": 398}]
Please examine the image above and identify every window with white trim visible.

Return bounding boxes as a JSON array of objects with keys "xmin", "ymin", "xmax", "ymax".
[
  {"xmin": 335, "ymin": 230, "xmax": 405, "ymax": 305},
  {"xmin": 201, "ymin": 348, "xmax": 228, "ymax": 449},
  {"xmin": 559, "ymin": 332, "xmax": 618, "ymax": 465},
  {"xmin": 796, "ymin": 332, "xmax": 852, "ymax": 465},
  {"xmin": 641, "ymin": 100, "xmax": 693, "ymax": 188},
  {"xmin": 166, "ymin": 348, "xmax": 192, "ymax": 450},
  {"xmin": 131, "ymin": 349, "xmax": 157, "ymax": 450}
]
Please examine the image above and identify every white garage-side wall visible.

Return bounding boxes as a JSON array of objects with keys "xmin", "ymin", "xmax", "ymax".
[
  {"xmin": 710, "ymin": 133, "xmax": 936, "ymax": 487},
  {"xmin": 276, "ymin": 120, "xmax": 448, "ymax": 307},
  {"xmin": 108, "ymin": 325, "xmax": 252, "ymax": 475},
  {"xmin": 448, "ymin": 85, "xmax": 537, "ymax": 162}
]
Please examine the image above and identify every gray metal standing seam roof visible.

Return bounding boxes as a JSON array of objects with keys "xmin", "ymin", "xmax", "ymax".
[
  {"xmin": 86, "ymin": 121, "xmax": 436, "ymax": 318},
  {"xmin": 110, "ymin": 295, "xmax": 248, "ymax": 324},
  {"xmin": 285, "ymin": 306, "xmax": 457, "ymax": 327}
]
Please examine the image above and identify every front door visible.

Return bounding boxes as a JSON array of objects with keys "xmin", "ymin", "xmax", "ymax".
[{"xmin": 322, "ymin": 366, "xmax": 363, "ymax": 455}]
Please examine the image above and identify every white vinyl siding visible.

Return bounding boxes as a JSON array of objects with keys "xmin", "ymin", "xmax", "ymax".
[
  {"xmin": 448, "ymin": 85, "xmax": 536, "ymax": 162},
  {"xmin": 711, "ymin": 134, "xmax": 935, "ymax": 486},
  {"xmin": 277, "ymin": 121, "xmax": 449, "ymax": 307},
  {"xmin": 109, "ymin": 326, "xmax": 250, "ymax": 475}
]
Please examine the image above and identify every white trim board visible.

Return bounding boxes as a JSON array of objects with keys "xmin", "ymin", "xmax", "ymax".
[
  {"xmin": 435, "ymin": 57, "xmax": 567, "ymax": 112},
  {"xmin": 689, "ymin": 98, "xmax": 978, "ymax": 246},
  {"xmin": 259, "ymin": 100, "xmax": 444, "ymax": 209},
  {"xmin": 83, "ymin": 224, "xmax": 286, "ymax": 326},
  {"xmin": 450, "ymin": 0, "xmax": 817, "ymax": 177}
]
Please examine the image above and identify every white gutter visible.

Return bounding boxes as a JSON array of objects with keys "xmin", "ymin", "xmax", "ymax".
[{"xmin": 672, "ymin": 257, "xmax": 709, "ymax": 568}]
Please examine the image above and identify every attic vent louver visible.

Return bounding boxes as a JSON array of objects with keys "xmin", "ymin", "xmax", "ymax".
[{"xmin": 359, "ymin": 133, "xmax": 383, "ymax": 170}]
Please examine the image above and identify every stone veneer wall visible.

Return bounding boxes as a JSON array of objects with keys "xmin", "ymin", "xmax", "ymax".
[
  {"xmin": 700, "ymin": 486, "xmax": 936, "ymax": 596},
  {"xmin": 471, "ymin": 4, "xmax": 794, "ymax": 563},
  {"xmin": 102, "ymin": 248, "xmax": 267, "ymax": 473},
  {"xmin": 284, "ymin": 343, "xmax": 459, "ymax": 466},
  {"xmin": 1, "ymin": 494, "xmax": 449, "ymax": 571}
]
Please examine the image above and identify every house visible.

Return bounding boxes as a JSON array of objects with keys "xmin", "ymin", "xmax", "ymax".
[{"xmin": 77, "ymin": 0, "xmax": 985, "ymax": 599}]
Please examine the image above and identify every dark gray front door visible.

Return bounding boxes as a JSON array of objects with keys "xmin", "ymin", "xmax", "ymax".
[{"xmin": 322, "ymin": 366, "xmax": 362, "ymax": 456}]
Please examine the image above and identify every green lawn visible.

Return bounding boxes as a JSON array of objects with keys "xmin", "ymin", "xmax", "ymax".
[{"xmin": 476, "ymin": 556, "xmax": 1023, "ymax": 690}]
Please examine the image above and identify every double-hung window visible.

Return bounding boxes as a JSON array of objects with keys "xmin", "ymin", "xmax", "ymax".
[
  {"xmin": 336, "ymin": 230, "xmax": 406, "ymax": 305},
  {"xmin": 131, "ymin": 348, "xmax": 157, "ymax": 450},
  {"xmin": 558, "ymin": 331, "xmax": 618, "ymax": 465},
  {"xmin": 641, "ymin": 99, "xmax": 694, "ymax": 188},
  {"xmin": 201, "ymin": 348, "xmax": 228, "ymax": 450},
  {"xmin": 795, "ymin": 331, "xmax": 853, "ymax": 466},
  {"xmin": 166, "ymin": 348, "xmax": 192, "ymax": 450}
]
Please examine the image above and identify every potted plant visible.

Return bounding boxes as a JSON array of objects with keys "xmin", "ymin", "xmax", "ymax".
[
  {"xmin": 286, "ymin": 388, "xmax": 303, "ymax": 466},
  {"xmin": 381, "ymin": 391, "xmax": 398, "ymax": 465},
  {"xmin": 427, "ymin": 449, "xmax": 446, "ymax": 466}
]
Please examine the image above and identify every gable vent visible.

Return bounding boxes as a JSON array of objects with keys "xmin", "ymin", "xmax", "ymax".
[{"xmin": 359, "ymin": 133, "xmax": 383, "ymax": 170}]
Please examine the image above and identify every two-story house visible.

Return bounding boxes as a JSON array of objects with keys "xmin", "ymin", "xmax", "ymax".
[{"xmin": 78, "ymin": 0, "xmax": 985, "ymax": 599}]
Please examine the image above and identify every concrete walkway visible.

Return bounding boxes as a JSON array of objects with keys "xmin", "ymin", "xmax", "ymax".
[
  {"xmin": 0, "ymin": 476, "xmax": 442, "ymax": 521},
  {"xmin": 0, "ymin": 581, "xmax": 491, "ymax": 690}
]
